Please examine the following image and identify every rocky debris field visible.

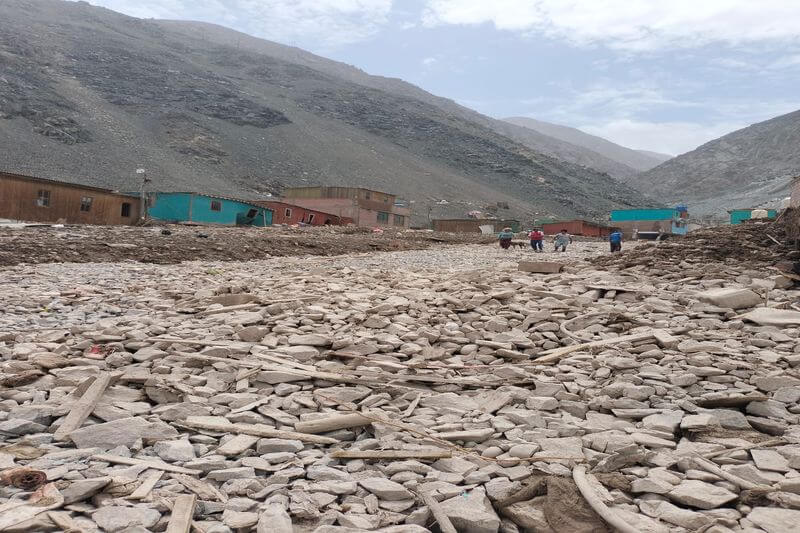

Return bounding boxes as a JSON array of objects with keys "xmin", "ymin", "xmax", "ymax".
[
  {"xmin": 594, "ymin": 218, "xmax": 797, "ymax": 275},
  {"xmin": 1, "ymin": 239, "xmax": 800, "ymax": 533},
  {"xmin": 0, "ymin": 225, "xmax": 494, "ymax": 267}
]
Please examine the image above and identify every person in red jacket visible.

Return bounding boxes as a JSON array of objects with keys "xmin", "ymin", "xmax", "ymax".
[{"xmin": 529, "ymin": 228, "xmax": 544, "ymax": 252}]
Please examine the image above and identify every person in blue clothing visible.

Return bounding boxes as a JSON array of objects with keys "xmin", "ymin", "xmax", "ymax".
[
  {"xmin": 498, "ymin": 227, "xmax": 514, "ymax": 249},
  {"xmin": 609, "ymin": 228, "xmax": 623, "ymax": 253}
]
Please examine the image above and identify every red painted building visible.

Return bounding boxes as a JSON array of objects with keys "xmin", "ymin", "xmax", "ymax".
[
  {"xmin": 541, "ymin": 219, "xmax": 611, "ymax": 237},
  {"xmin": 257, "ymin": 201, "xmax": 348, "ymax": 226}
]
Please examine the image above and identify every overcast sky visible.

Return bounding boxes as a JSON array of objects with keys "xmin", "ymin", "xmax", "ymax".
[{"xmin": 73, "ymin": 0, "xmax": 800, "ymax": 156}]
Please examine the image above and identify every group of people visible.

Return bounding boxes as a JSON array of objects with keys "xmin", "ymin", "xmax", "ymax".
[{"xmin": 498, "ymin": 227, "xmax": 624, "ymax": 253}]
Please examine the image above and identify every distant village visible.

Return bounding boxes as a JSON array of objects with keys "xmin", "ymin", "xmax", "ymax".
[{"xmin": 1, "ymin": 170, "xmax": 798, "ymax": 239}]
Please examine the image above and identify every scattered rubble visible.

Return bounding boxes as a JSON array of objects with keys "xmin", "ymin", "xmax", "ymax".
[{"xmin": 1, "ymin": 233, "xmax": 799, "ymax": 532}]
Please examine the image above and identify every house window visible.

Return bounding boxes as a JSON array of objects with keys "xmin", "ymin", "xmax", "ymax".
[
  {"xmin": 307, "ymin": 213, "xmax": 315, "ymax": 224},
  {"xmin": 121, "ymin": 203, "xmax": 132, "ymax": 217},
  {"xmin": 211, "ymin": 200, "xmax": 222, "ymax": 212},
  {"xmin": 393, "ymin": 214, "xmax": 405, "ymax": 226},
  {"xmin": 284, "ymin": 208, "xmax": 292, "ymax": 218},
  {"xmin": 364, "ymin": 191, "xmax": 371, "ymax": 200},
  {"xmin": 80, "ymin": 196, "xmax": 93, "ymax": 212},
  {"xmin": 246, "ymin": 208, "xmax": 258, "ymax": 218},
  {"xmin": 36, "ymin": 189, "xmax": 50, "ymax": 207},
  {"xmin": 377, "ymin": 211, "xmax": 389, "ymax": 224}
]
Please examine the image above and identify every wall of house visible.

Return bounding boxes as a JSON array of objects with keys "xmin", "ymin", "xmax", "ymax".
[
  {"xmin": 730, "ymin": 209, "xmax": 778, "ymax": 225},
  {"xmin": 284, "ymin": 198, "xmax": 409, "ymax": 228},
  {"xmin": 148, "ymin": 193, "xmax": 270, "ymax": 226},
  {"xmin": 260, "ymin": 201, "xmax": 342, "ymax": 225},
  {"xmin": 611, "ymin": 209, "xmax": 678, "ymax": 222},
  {"xmin": 0, "ymin": 172, "xmax": 140, "ymax": 225},
  {"xmin": 541, "ymin": 220, "xmax": 610, "ymax": 237},
  {"xmin": 613, "ymin": 220, "xmax": 674, "ymax": 239},
  {"xmin": 791, "ymin": 180, "xmax": 800, "ymax": 208}
]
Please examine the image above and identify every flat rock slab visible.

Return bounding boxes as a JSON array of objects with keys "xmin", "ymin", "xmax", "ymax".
[
  {"xmin": 439, "ymin": 487, "xmax": 501, "ymax": 533},
  {"xmin": 68, "ymin": 416, "xmax": 178, "ymax": 449},
  {"xmin": 519, "ymin": 261, "xmax": 564, "ymax": 274},
  {"xmin": 697, "ymin": 288, "xmax": 761, "ymax": 309},
  {"xmin": 92, "ymin": 506, "xmax": 161, "ymax": 532},
  {"xmin": 358, "ymin": 478, "xmax": 413, "ymax": 501},
  {"xmin": 668, "ymin": 479, "xmax": 737, "ymax": 509},
  {"xmin": 747, "ymin": 507, "xmax": 800, "ymax": 533}
]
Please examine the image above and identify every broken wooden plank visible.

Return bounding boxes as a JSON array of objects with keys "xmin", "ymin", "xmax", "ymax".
[
  {"xmin": 171, "ymin": 474, "xmax": 228, "ymax": 503},
  {"xmin": 53, "ymin": 372, "xmax": 113, "ymax": 442},
  {"xmin": 573, "ymin": 465, "xmax": 639, "ymax": 533},
  {"xmin": 181, "ymin": 418, "xmax": 338, "ymax": 444},
  {"xmin": 419, "ymin": 491, "xmax": 457, "ymax": 533},
  {"xmin": 294, "ymin": 413, "xmax": 372, "ymax": 434},
  {"xmin": 535, "ymin": 332, "xmax": 657, "ymax": 364},
  {"xmin": 165, "ymin": 494, "xmax": 197, "ymax": 533},
  {"xmin": 126, "ymin": 470, "xmax": 163, "ymax": 500},
  {"xmin": 46, "ymin": 511, "xmax": 84, "ymax": 532},
  {"xmin": 198, "ymin": 303, "xmax": 259, "ymax": 316},
  {"xmin": 91, "ymin": 454, "xmax": 200, "ymax": 475},
  {"xmin": 331, "ymin": 449, "xmax": 452, "ymax": 460},
  {"xmin": 518, "ymin": 261, "xmax": 565, "ymax": 274}
]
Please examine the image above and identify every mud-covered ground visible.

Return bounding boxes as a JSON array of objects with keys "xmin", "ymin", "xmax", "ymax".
[{"xmin": 0, "ymin": 224, "xmax": 499, "ymax": 266}]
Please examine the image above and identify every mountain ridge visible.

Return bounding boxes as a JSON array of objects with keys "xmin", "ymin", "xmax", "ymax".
[
  {"xmin": 504, "ymin": 116, "xmax": 670, "ymax": 172},
  {"xmin": 0, "ymin": 0, "xmax": 656, "ymax": 224},
  {"xmin": 637, "ymin": 109, "xmax": 800, "ymax": 215}
]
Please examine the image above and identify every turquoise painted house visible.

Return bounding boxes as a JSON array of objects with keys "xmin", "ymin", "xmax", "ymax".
[
  {"xmin": 729, "ymin": 209, "xmax": 777, "ymax": 225},
  {"xmin": 146, "ymin": 193, "xmax": 272, "ymax": 226},
  {"xmin": 610, "ymin": 208, "xmax": 688, "ymax": 237}
]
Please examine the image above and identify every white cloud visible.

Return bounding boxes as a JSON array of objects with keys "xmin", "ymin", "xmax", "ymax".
[
  {"xmin": 579, "ymin": 119, "xmax": 744, "ymax": 156},
  {"xmin": 73, "ymin": 0, "xmax": 393, "ymax": 47},
  {"xmin": 422, "ymin": 1, "xmax": 800, "ymax": 51},
  {"xmin": 421, "ymin": 56, "xmax": 438, "ymax": 66}
]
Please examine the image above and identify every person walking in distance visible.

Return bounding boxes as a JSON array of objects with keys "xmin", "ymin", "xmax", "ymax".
[
  {"xmin": 609, "ymin": 228, "xmax": 623, "ymax": 253},
  {"xmin": 553, "ymin": 229, "xmax": 572, "ymax": 252},
  {"xmin": 498, "ymin": 227, "xmax": 514, "ymax": 250},
  {"xmin": 529, "ymin": 227, "xmax": 544, "ymax": 252}
]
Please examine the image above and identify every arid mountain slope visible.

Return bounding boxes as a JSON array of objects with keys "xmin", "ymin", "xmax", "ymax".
[
  {"xmin": 638, "ymin": 110, "xmax": 800, "ymax": 215},
  {"xmin": 504, "ymin": 117, "xmax": 670, "ymax": 173},
  {"xmin": 0, "ymin": 0, "xmax": 654, "ymax": 224}
]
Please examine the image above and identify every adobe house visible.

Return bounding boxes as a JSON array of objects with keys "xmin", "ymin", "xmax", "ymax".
[
  {"xmin": 0, "ymin": 171, "xmax": 140, "ymax": 225},
  {"xmin": 541, "ymin": 219, "xmax": 611, "ymax": 237},
  {"xmin": 256, "ymin": 201, "xmax": 348, "ymax": 226},
  {"xmin": 432, "ymin": 219, "xmax": 520, "ymax": 233},
  {"xmin": 281, "ymin": 187, "xmax": 411, "ymax": 228}
]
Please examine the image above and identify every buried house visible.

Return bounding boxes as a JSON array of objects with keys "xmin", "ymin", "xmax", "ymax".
[{"xmin": 145, "ymin": 192, "xmax": 272, "ymax": 226}]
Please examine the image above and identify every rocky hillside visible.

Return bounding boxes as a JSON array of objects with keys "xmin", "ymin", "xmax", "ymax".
[
  {"xmin": 637, "ymin": 110, "xmax": 800, "ymax": 216},
  {"xmin": 504, "ymin": 117, "xmax": 670, "ymax": 173},
  {"xmin": 0, "ymin": 0, "xmax": 654, "ymax": 225}
]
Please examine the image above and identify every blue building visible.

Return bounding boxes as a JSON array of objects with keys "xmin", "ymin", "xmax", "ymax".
[
  {"xmin": 146, "ymin": 192, "xmax": 272, "ymax": 226},
  {"xmin": 609, "ymin": 208, "xmax": 688, "ymax": 239},
  {"xmin": 729, "ymin": 208, "xmax": 777, "ymax": 225}
]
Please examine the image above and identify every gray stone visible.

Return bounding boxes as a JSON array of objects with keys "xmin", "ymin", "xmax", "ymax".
[
  {"xmin": 257, "ymin": 504, "xmax": 293, "ymax": 533},
  {"xmin": 668, "ymin": 480, "xmax": 737, "ymax": 509},
  {"xmin": 440, "ymin": 487, "xmax": 501, "ymax": 533},
  {"xmin": 92, "ymin": 506, "xmax": 161, "ymax": 532},
  {"xmin": 0, "ymin": 418, "xmax": 47, "ymax": 435},
  {"xmin": 747, "ymin": 507, "xmax": 800, "ymax": 533},
  {"xmin": 223, "ymin": 509, "xmax": 259, "ymax": 529},
  {"xmin": 61, "ymin": 477, "xmax": 112, "ymax": 504},
  {"xmin": 288, "ymin": 334, "xmax": 332, "ymax": 346},
  {"xmin": 358, "ymin": 477, "xmax": 413, "ymax": 501},
  {"xmin": 154, "ymin": 439, "xmax": 196, "ymax": 462},
  {"xmin": 697, "ymin": 288, "xmax": 761, "ymax": 309},
  {"xmin": 68, "ymin": 416, "xmax": 178, "ymax": 449},
  {"xmin": 751, "ymin": 449, "xmax": 791, "ymax": 472}
]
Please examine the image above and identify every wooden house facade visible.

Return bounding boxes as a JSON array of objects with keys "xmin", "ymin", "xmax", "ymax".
[{"xmin": 0, "ymin": 171, "xmax": 140, "ymax": 225}]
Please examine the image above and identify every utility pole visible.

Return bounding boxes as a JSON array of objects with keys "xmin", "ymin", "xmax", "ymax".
[{"xmin": 136, "ymin": 168, "xmax": 151, "ymax": 222}]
